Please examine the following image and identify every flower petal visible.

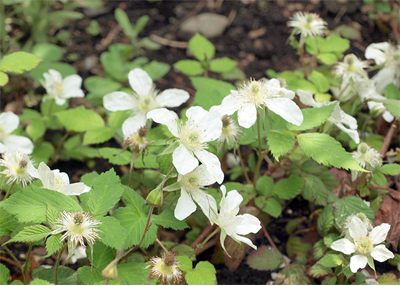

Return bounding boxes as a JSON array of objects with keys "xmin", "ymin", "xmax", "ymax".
[
  {"xmin": 349, "ymin": 216, "xmax": 368, "ymax": 241},
  {"xmin": 103, "ymin": 91, "xmax": 137, "ymax": 112},
  {"xmin": 334, "ymin": 122, "xmax": 360, "ymax": 144},
  {"xmin": 369, "ymin": 223, "xmax": 391, "ymax": 245},
  {"xmin": 330, "ymin": 238, "xmax": 356, "ymax": 255},
  {"xmin": 191, "ymin": 190, "xmax": 218, "ymax": 223},
  {"xmin": 186, "ymin": 106, "xmax": 222, "ymax": 142},
  {"xmin": 173, "ymin": 144, "xmax": 198, "ymax": 175},
  {"xmin": 365, "ymin": 42, "xmax": 390, "ymax": 65},
  {"xmin": 128, "ymin": 68, "xmax": 153, "ymax": 96},
  {"xmin": 220, "ymin": 93, "xmax": 246, "ymax": 116},
  {"xmin": 58, "ymin": 183, "xmax": 91, "ymax": 196},
  {"xmin": 371, "ymin": 244, "xmax": 394, "ymax": 262},
  {"xmin": 37, "ymin": 162, "xmax": 54, "ymax": 188},
  {"xmin": 63, "ymin": 75, "xmax": 83, "ymax": 91},
  {"xmin": 147, "ymin": 108, "xmax": 179, "ymax": 137},
  {"xmin": 0, "ymin": 112, "xmax": 19, "ymax": 134},
  {"xmin": 156, "ymin": 89, "xmax": 190, "ymax": 108},
  {"xmin": 122, "ymin": 114, "xmax": 147, "ymax": 139},
  {"xmin": 194, "ymin": 150, "xmax": 224, "ymax": 184},
  {"xmin": 220, "ymin": 189, "xmax": 242, "ymax": 215},
  {"xmin": 350, "ymin": 255, "xmax": 368, "ymax": 273},
  {"xmin": 193, "ymin": 164, "xmax": 217, "ymax": 186},
  {"xmin": 232, "ymin": 232, "xmax": 257, "ymax": 250},
  {"xmin": 237, "ymin": 103, "xmax": 257, "ymax": 128},
  {"xmin": 3, "ymin": 135, "xmax": 34, "ymax": 154},
  {"xmin": 296, "ymin": 89, "xmax": 318, "ymax": 107},
  {"xmin": 265, "ymin": 97, "xmax": 303, "ymax": 126},
  {"xmin": 174, "ymin": 188, "xmax": 197, "ymax": 220},
  {"xmin": 382, "ymin": 111, "xmax": 394, "ymax": 123},
  {"xmin": 235, "ymin": 213, "xmax": 261, "ymax": 235}
]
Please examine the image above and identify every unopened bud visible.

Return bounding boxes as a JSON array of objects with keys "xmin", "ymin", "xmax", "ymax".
[
  {"xmin": 370, "ymin": 104, "xmax": 385, "ymax": 119},
  {"xmin": 146, "ymin": 184, "xmax": 164, "ymax": 207},
  {"xmin": 102, "ymin": 259, "xmax": 118, "ymax": 280},
  {"xmin": 357, "ymin": 142, "xmax": 369, "ymax": 154}
]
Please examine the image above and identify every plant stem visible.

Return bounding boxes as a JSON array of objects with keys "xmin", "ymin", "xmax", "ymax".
[
  {"xmin": 237, "ymin": 148, "xmax": 252, "ymax": 185},
  {"xmin": 253, "ymin": 112, "xmax": 264, "ymax": 184},
  {"xmin": 260, "ymin": 221, "xmax": 289, "ymax": 267},
  {"xmin": 2, "ymin": 181, "xmax": 15, "ymax": 201},
  {"xmin": 191, "ymin": 227, "xmax": 220, "ymax": 258},
  {"xmin": 155, "ymin": 238, "xmax": 169, "ymax": 253},
  {"xmin": 360, "ymin": 115, "xmax": 373, "ymax": 136},
  {"xmin": 0, "ymin": 1, "xmax": 6, "ymax": 55},
  {"xmin": 298, "ymin": 44, "xmax": 309, "ymax": 77},
  {"xmin": 3, "ymin": 245, "xmax": 22, "ymax": 269},
  {"xmin": 48, "ymin": 132, "xmax": 69, "ymax": 167},
  {"xmin": 54, "ymin": 243, "xmax": 68, "ymax": 285},
  {"xmin": 380, "ymin": 121, "xmax": 398, "ymax": 158},
  {"xmin": 128, "ymin": 152, "xmax": 139, "ymax": 188},
  {"xmin": 22, "ymin": 243, "xmax": 33, "ymax": 284}
]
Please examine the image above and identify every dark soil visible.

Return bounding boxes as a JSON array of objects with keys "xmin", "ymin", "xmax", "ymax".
[{"xmin": 2, "ymin": 0, "xmax": 397, "ymax": 285}]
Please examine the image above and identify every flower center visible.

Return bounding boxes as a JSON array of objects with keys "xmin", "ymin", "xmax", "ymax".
[
  {"xmin": 355, "ymin": 237, "xmax": 373, "ymax": 255},
  {"xmin": 181, "ymin": 175, "xmax": 199, "ymax": 192},
  {"xmin": 179, "ymin": 122, "xmax": 206, "ymax": 152},
  {"xmin": 54, "ymin": 83, "xmax": 64, "ymax": 95},
  {"xmin": 246, "ymin": 81, "xmax": 265, "ymax": 105},
  {"xmin": 12, "ymin": 160, "xmax": 27, "ymax": 176},
  {"xmin": 222, "ymin": 125, "xmax": 232, "ymax": 136},
  {"xmin": 302, "ymin": 21, "xmax": 312, "ymax": 31},
  {"xmin": 53, "ymin": 174, "xmax": 67, "ymax": 191},
  {"xmin": 139, "ymin": 95, "xmax": 157, "ymax": 113},
  {"xmin": 156, "ymin": 260, "xmax": 175, "ymax": 275},
  {"xmin": 70, "ymin": 223, "xmax": 85, "ymax": 234}
]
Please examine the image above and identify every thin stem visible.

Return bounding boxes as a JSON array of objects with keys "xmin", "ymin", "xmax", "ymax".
[
  {"xmin": 0, "ymin": 1, "xmax": 7, "ymax": 55},
  {"xmin": 380, "ymin": 121, "xmax": 398, "ymax": 158},
  {"xmin": 3, "ymin": 181, "xmax": 15, "ymax": 201},
  {"xmin": 360, "ymin": 115, "xmax": 373, "ymax": 135},
  {"xmin": 54, "ymin": 243, "xmax": 68, "ymax": 285},
  {"xmin": 22, "ymin": 243, "xmax": 33, "ymax": 284},
  {"xmin": 253, "ymin": 149, "xmax": 269, "ymax": 185},
  {"xmin": 260, "ymin": 221, "xmax": 289, "ymax": 267},
  {"xmin": 191, "ymin": 227, "xmax": 220, "ymax": 258},
  {"xmin": 155, "ymin": 238, "xmax": 169, "ymax": 253},
  {"xmin": 253, "ymin": 112, "xmax": 263, "ymax": 184},
  {"xmin": 298, "ymin": 44, "xmax": 309, "ymax": 77},
  {"xmin": 237, "ymin": 148, "xmax": 252, "ymax": 185},
  {"xmin": 128, "ymin": 152, "xmax": 139, "ymax": 188},
  {"xmin": 3, "ymin": 245, "xmax": 22, "ymax": 269},
  {"xmin": 190, "ymin": 224, "xmax": 214, "ymax": 249},
  {"xmin": 337, "ymin": 82, "xmax": 351, "ymax": 101}
]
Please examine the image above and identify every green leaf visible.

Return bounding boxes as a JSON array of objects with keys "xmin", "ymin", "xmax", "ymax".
[
  {"xmin": 301, "ymin": 174, "xmax": 329, "ymax": 206},
  {"xmin": 318, "ymin": 254, "xmax": 343, "ymax": 267},
  {"xmin": 191, "ymin": 77, "xmax": 235, "ymax": 110},
  {"xmin": 6, "ymin": 225, "xmax": 51, "ymax": 244},
  {"xmin": 0, "ymin": 71, "xmax": 9, "ymax": 86},
  {"xmin": 255, "ymin": 176, "xmax": 274, "ymax": 197},
  {"xmin": 383, "ymin": 99, "xmax": 400, "ymax": 117},
  {"xmin": 118, "ymin": 262, "xmax": 150, "ymax": 285},
  {"xmin": 188, "ymin": 33, "xmax": 215, "ymax": 61},
  {"xmin": 320, "ymin": 35, "xmax": 350, "ymax": 53},
  {"xmin": 263, "ymin": 198, "xmax": 281, "ymax": 217},
  {"xmin": 178, "ymin": 256, "xmax": 192, "ymax": 272},
  {"xmin": 317, "ymin": 53, "xmax": 338, "ymax": 65},
  {"xmin": 26, "ymin": 119, "xmax": 46, "ymax": 142},
  {"xmin": 379, "ymin": 164, "xmax": 400, "ymax": 175},
  {"xmin": 173, "ymin": 60, "xmax": 204, "ymax": 76},
  {"xmin": 333, "ymin": 196, "xmax": 374, "ymax": 226},
  {"xmin": 152, "ymin": 209, "xmax": 188, "ymax": 230},
  {"xmin": 0, "ymin": 186, "xmax": 82, "ymax": 223},
  {"xmin": 373, "ymin": 172, "xmax": 387, "ymax": 187},
  {"xmin": 0, "ymin": 52, "xmax": 42, "ymax": 73},
  {"xmin": 83, "ymin": 127, "xmax": 115, "ymax": 145},
  {"xmin": 85, "ymin": 169, "xmax": 125, "ymax": 217},
  {"xmin": 0, "ymin": 263, "xmax": 10, "ymax": 285},
  {"xmin": 84, "ymin": 76, "xmax": 123, "ymax": 97},
  {"xmin": 286, "ymin": 237, "xmax": 313, "ymax": 258},
  {"xmin": 55, "ymin": 106, "xmax": 105, "ymax": 132},
  {"xmin": 45, "ymin": 234, "xmax": 63, "ymax": 257},
  {"xmin": 317, "ymin": 205, "xmax": 334, "ymax": 236},
  {"xmin": 384, "ymin": 83, "xmax": 400, "ymax": 100},
  {"xmin": 135, "ymin": 15, "xmax": 149, "ymax": 35},
  {"xmin": 267, "ymin": 130, "xmax": 295, "ymax": 161},
  {"xmin": 98, "ymin": 216, "xmax": 126, "ymax": 250},
  {"xmin": 186, "ymin": 261, "xmax": 216, "ymax": 285},
  {"xmin": 87, "ymin": 243, "xmax": 115, "ymax": 269},
  {"xmin": 31, "ymin": 43, "xmax": 62, "ymax": 62},
  {"xmin": 275, "ymin": 263, "xmax": 310, "ymax": 285},
  {"xmin": 46, "ymin": 203, "xmax": 60, "ymax": 229},
  {"xmin": 0, "ymin": 209, "xmax": 17, "ymax": 236},
  {"xmin": 287, "ymin": 104, "xmax": 335, "ymax": 131},
  {"xmin": 309, "ymin": 264, "xmax": 332, "ymax": 278},
  {"xmin": 273, "ymin": 175, "xmax": 303, "ymax": 200},
  {"xmin": 115, "ymin": 8, "xmax": 134, "ymax": 38},
  {"xmin": 142, "ymin": 61, "xmax": 170, "ymax": 80},
  {"xmin": 30, "ymin": 278, "xmax": 52, "ymax": 285},
  {"xmin": 108, "ymin": 111, "xmax": 130, "ymax": 129},
  {"xmin": 98, "ymin": 147, "xmax": 131, "ymax": 165},
  {"xmin": 309, "ymin": 70, "xmax": 330, "ymax": 93},
  {"xmin": 209, "ymin": 57, "xmax": 237, "ymax": 73},
  {"xmin": 78, "ymin": 266, "xmax": 103, "ymax": 285},
  {"xmin": 29, "ymin": 61, "xmax": 76, "ymax": 84},
  {"xmin": 287, "ymin": 79, "xmax": 317, "ymax": 94},
  {"xmin": 156, "ymin": 153, "xmax": 173, "ymax": 174},
  {"xmin": 298, "ymin": 133, "xmax": 364, "ymax": 171},
  {"xmin": 247, "ymin": 245, "xmax": 283, "ymax": 270},
  {"xmin": 113, "ymin": 206, "xmax": 158, "ymax": 249}
]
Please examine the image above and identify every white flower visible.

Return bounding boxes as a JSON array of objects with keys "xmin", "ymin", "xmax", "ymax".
[
  {"xmin": 69, "ymin": 246, "xmax": 87, "ymax": 264},
  {"xmin": 331, "ymin": 216, "xmax": 394, "ymax": 273},
  {"xmin": 51, "ymin": 210, "xmax": 101, "ymax": 255},
  {"xmin": 209, "ymin": 105, "xmax": 241, "ymax": 149},
  {"xmin": 103, "ymin": 68, "xmax": 190, "ymax": 135},
  {"xmin": 365, "ymin": 42, "xmax": 400, "ymax": 92},
  {"xmin": 342, "ymin": 213, "xmax": 373, "ymax": 240},
  {"xmin": 288, "ymin": 11, "xmax": 327, "ymax": 39},
  {"xmin": 211, "ymin": 186, "xmax": 261, "ymax": 255},
  {"xmin": 352, "ymin": 143, "xmax": 382, "ymax": 171},
  {"xmin": 0, "ymin": 150, "xmax": 36, "ymax": 187},
  {"xmin": 32, "ymin": 162, "xmax": 91, "ymax": 196},
  {"xmin": 297, "ymin": 89, "xmax": 360, "ymax": 143},
  {"xmin": 42, "ymin": 69, "xmax": 85, "ymax": 106},
  {"xmin": 220, "ymin": 78, "xmax": 303, "ymax": 128},
  {"xmin": 367, "ymin": 101, "xmax": 394, "ymax": 123},
  {"xmin": 334, "ymin": 54, "xmax": 369, "ymax": 86},
  {"xmin": 146, "ymin": 252, "xmax": 182, "ymax": 284},
  {"xmin": 174, "ymin": 164, "xmax": 218, "ymax": 222},
  {"xmin": 0, "ymin": 112, "xmax": 34, "ymax": 154},
  {"xmin": 147, "ymin": 106, "xmax": 224, "ymax": 183}
]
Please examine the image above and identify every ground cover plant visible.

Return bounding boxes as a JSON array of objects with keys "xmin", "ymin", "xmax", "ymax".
[{"xmin": 0, "ymin": 0, "xmax": 400, "ymax": 285}]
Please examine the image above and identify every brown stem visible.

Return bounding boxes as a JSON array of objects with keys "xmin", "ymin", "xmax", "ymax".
[
  {"xmin": 260, "ymin": 221, "xmax": 289, "ymax": 267},
  {"xmin": 194, "ymin": 238, "xmax": 218, "ymax": 256},
  {"xmin": 380, "ymin": 122, "xmax": 398, "ymax": 158},
  {"xmin": 237, "ymin": 148, "xmax": 252, "ymax": 185},
  {"xmin": 190, "ymin": 224, "xmax": 214, "ymax": 249}
]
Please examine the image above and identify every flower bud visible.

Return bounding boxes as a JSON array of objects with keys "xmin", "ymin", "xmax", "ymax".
[
  {"xmin": 146, "ymin": 184, "xmax": 164, "ymax": 207},
  {"xmin": 370, "ymin": 104, "xmax": 385, "ymax": 119},
  {"xmin": 357, "ymin": 142, "xmax": 369, "ymax": 154},
  {"xmin": 102, "ymin": 258, "xmax": 118, "ymax": 280}
]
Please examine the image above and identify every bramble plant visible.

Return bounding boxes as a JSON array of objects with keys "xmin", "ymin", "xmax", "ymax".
[{"xmin": 1, "ymin": 5, "xmax": 400, "ymax": 286}]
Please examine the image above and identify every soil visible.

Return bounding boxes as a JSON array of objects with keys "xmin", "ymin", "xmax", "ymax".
[{"xmin": 2, "ymin": 0, "xmax": 398, "ymax": 285}]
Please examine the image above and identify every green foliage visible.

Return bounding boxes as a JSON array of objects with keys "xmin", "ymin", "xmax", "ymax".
[
  {"xmin": 317, "ymin": 253, "xmax": 344, "ymax": 267},
  {"xmin": 0, "ymin": 52, "xmax": 42, "ymax": 74},
  {"xmin": 309, "ymin": 70, "xmax": 330, "ymax": 93},
  {"xmin": 263, "ymin": 198, "xmax": 282, "ymax": 217},
  {"xmin": 379, "ymin": 164, "xmax": 400, "ymax": 175},
  {"xmin": 384, "ymin": 99, "xmax": 400, "ymax": 117},
  {"xmin": 99, "ymin": 148, "xmax": 131, "ymax": 165},
  {"xmin": 118, "ymin": 262, "xmax": 150, "ymax": 285},
  {"xmin": 55, "ymin": 106, "xmax": 104, "ymax": 132},
  {"xmin": 152, "ymin": 209, "xmax": 188, "ymax": 230},
  {"xmin": 45, "ymin": 234, "xmax": 63, "ymax": 257},
  {"xmin": 98, "ymin": 216, "xmax": 127, "ymax": 250},
  {"xmin": 273, "ymin": 175, "xmax": 304, "ymax": 200},
  {"xmin": 32, "ymin": 266, "xmax": 78, "ymax": 285},
  {"xmin": 247, "ymin": 245, "xmax": 283, "ymax": 270},
  {"xmin": 317, "ymin": 204, "xmax": 335, "ymax": 236},
  {"xmin": 256, "ymin": 176, "xmax": 274, "ymax": 197},
  {"xmin": 298, "ymin": 133, "xmax": 364, "ymax": 171},
  {"xmin": 87, "ymin": 243, "xmax": 115, "ymax": 269},
  {"xmin": 0, "ymin": 209, "xmax": 17, "ymax": 236},
  {"xmin": 189, "ymin": 33, "xmax": 215, "ymax": 61},
  {"xmin": 266, "ymin": 129, "xmax": 296, "ymax": 160},
  {"xmin": 31, "ymin": 43, "xmax": 62, "ymax": 62},
  {"xmin": 191, "ymin": 77, "xmax": 235, "ymax": 110},
  {"xmin": 185, "ymin": 261, "xmax": 217, "ymax": 285},
  {"xmin": 0, "ymin": 263, "xmax": 10, "ymax": 285},
  {"xmin": 26, "ymin": 119, "xmax": 46, "ymax": 142},
  {"xmin": 6, "ymin": 224, "xmax": 51, "ymax": 244},
  {"xmin": 301, "ymin": 173, "xmax": 329, "ymax": 206},
  {"xmin": 287, "ymin": 104, "xmax": 335, "ymax": 131},
  {"xmin": 0, "ymin": 186, "xmax": 82, "ymax": 223},
  {"xmin": 174, "ymin": 60, "xmax": 204, "ymax": 76},
  {"xmin": 275, "ymin": 263, "xmax": 310, "ymax": 284},
  {"xmin": 209, "ymin": 57, "xmax": 237, "ymax": 73},
  {"xmin": 333, "ymin": 196, "xmax": 374, "ymax": 226},
  {"xmin": 78, "ymin": 266, "xmax": 103, "ymax": 285}
]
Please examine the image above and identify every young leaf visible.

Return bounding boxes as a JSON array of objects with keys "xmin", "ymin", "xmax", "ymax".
[
  {"xmin": 0, "ymin": 186, "xmax": 82, "ymax": 223},
  {"xmin": 83, "ymin": 127, "xmax": 116, "ymax": 145},
  {"xmin": 26, "ymin": 119, "xmax": 46, "ymax": 142},
  {"xmin": 55, "ymin": 106, "xmax": 105, "ymax": 132},
  {"xmin": 273, "ymin": 175, "xmax": 303, "ymax": 200},
  {"xmin": 173, "ymin": 60, "xmax": 204, "ymax": 76},
  {"xmin": 191, "ymin": 77, "xmax": 235, "ymax": 110},
  {"xmin": 0, "ymin": 264, "xmax": 10, "ymax": 285},
  {"xmin": 383, "ymin": 99, "xmax": 400, "ymax": 117},
  {"xmin": 178, "ymin": 256, "xmax": 193, "ymax": 272},
  {"xmin": 142, "ymin": 61, "xmax": 170, "ymax": 80},
  {"xmin": 309, "ymin": 70, "xmax": 330, "ymax": 93},
  {"xmin": 98, "ymin": 148, "xmax": 131, "ymax": 165},
  {"xmin": 317, "ymin": 254, "xmax": 343, "ymax": 267},
  {"xmin": 379, "ymin": 164, "xmax": 400, "ymax": 175},
  {"xmin": 256, "ymin": 176, "xmax": 274, "ymax": 197},
  {"xmin": 97, "ymin": 216, "xmax": 127, "ymax": 250},
  {"xmin": 6, "ymin": 225, "xmax": 51, "ymax": 244},
  {"xmin": 78, "ymin": 266, "xmax": 103, "ymax": 285},
  {"xmin": 209, "ymin": 57, "xmax": 237, "ymax": 73},
  {"xmin": 267, "ymin": 130, "xmax": 295, "ymax": 161},
  {"xmin": 263, "ymin": 198, "xmax": 281, "ymax": 217},
  {"xmin": 152, "ymin": 209, "xmax": 188, "ymax": 230},
  {"xmin": 87, "ymin": 243, "xmax": 115, "ymax": 269},
  {"xmin": 301, "ymin": 174, "xmax": 329, "ymax": 206},
  {"xmin": 185, "ymin": 261, "xmax": 216, "ymax": 285},
  {"xmin": 298, "ymin": 133, "xmax": 364, "ymax": 171},
  {"xmin": 287, "ymin": 103, "xmax": 335, "ymax": 131},
  {"xmin": 0, "ymin": 52, "xmax": 42, "ymax": 74},
  {"xmin": 45, "ymin": 234, "xmax": 63, "ymax": 257},
  {"xmin": 247, "ymin": 245, "xmax": 283, "ymax": 271},
  {"xmin": 115, "ymin": 8, "xmax": 135, "ymax": 39},
  {"xmin": 188, "ymin": 33, "xmax": 215, "ymax": 61},
  {"xmin": 317, "ymin": 204, "xmax": 334, "ymax": 236},
  {"xmin": 85, "ymin": 169, "xmax": 125, "ymax": 217},
  {"xmin": 118, "ymin": 262, "xmax": 150, "ymax": 285}
]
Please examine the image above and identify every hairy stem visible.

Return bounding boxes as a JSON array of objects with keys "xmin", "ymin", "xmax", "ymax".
[
  {"xmin": 54, "ymin": 243, "xmax": 68, "ymax": 285},
  {"xmin": 3, "ymin": 181, "xmax": 15, "ymax": 201},
  {"xmin": 237, "ymin": 148, "xmax": 252, "ymax": 185},
  {"xmin": 22, "ymin": 244, "xmax": 33, "ymax": 284},
  {"xmin": 128, "ymin": 152, "xmax": 139, "ymax": 188}
]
